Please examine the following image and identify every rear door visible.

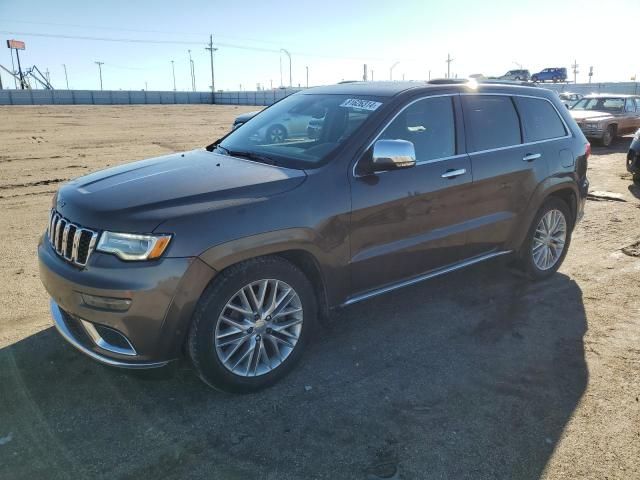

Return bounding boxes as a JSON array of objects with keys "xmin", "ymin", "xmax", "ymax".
[
  {"xmin": 349, "ymin": 95, "xmax": 474, "ymax": 295},
  {"xmin": 462, "ymin": 94, "xmax": 564, "ymax": 255}
]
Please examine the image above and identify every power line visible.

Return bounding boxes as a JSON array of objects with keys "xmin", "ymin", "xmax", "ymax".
[{"xmin": 0, "ymin": 30, "xmax": 403, "ymax": 62}]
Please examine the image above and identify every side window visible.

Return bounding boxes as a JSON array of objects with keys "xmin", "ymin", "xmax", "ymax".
[
  {"xmin": 635, "ymin": 99, "xmax": 640, "ymax": 112},
  {"xmin": 379, "ymin": 96, "xmax": 455, "ymax": 162},
  {"xmin": 625, "ymin": 99, "xmax": 636, "ymax": 112},
  {"xmin": 462, "ymin": 95, "xmax": 521, "ymax": 152},
  {"xmin": 514, "ymin": 96, "xmax": 567, "ymax": 142}
]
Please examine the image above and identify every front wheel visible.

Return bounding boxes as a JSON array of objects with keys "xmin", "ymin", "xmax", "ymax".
[
  {"xmin": 517, "ymin": 197, "xmax": 572, "ymax": 280},
  {"xmin": 601, "ymin": 125, "xmax": 615, "ymax": 147},
  {"xmin": 188, "ymin": 256, "xmax": 317, "ymax": 393}
]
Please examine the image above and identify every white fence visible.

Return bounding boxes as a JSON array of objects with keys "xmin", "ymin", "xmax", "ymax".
[{"xmin": 0, "ymin": 88, "xmax": 302, "ymax": 106}]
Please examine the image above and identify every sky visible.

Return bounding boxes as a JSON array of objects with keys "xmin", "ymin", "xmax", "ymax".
[{"xmin": 0, "ymin": 0, "xmax": 638, "ymax": 91}]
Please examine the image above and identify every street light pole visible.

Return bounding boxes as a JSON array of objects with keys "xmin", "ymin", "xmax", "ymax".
[
  {"xmin": 62, "ymin": 64, "xmax": 69, "ymax": 89},
  {"xmin": 94, "ymin": 61, "xmax": 104, "ymax": 90},
  {"xmin": 446, "ymin": 53, "xmax": 453, "ymax": 79},
  {"xmin": 390, "ymin": 61, "xmax": 400, "ymax": 80},
  {"xmin": 280, "ymin": 49, "xmax": 292, "ymax": 87},
  {"xmin": 170, "ymin": 60, "xmax": 176, "ymax": 91},
  {"xmin": 188, "ymin": 50, "xmax": 195, "ymax": 91},
  {"xmin": 306, "ymin": 65, "xmax": 309, "ymax": 88}
]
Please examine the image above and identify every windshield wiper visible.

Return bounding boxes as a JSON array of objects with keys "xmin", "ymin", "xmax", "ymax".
[{"xmin": 218, "ymin": 147, "xmax": 278, "ymax": 166}]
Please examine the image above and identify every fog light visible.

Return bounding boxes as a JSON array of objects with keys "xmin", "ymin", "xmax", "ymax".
[{"xmin": 81, "ymin": 293, "xmax": 131, "ymax": 312}]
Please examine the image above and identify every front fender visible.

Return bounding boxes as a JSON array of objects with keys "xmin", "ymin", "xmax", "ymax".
[{"xmin": 198, "ymin": 228, "xmax": 349, "ymax": 308}]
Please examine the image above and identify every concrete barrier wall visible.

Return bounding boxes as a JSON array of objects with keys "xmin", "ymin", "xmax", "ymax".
[{"xmin": 0, "ymin": 88, "xmax": 302, "ymax": 106}]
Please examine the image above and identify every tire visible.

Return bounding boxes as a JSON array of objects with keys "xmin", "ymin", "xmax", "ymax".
[
  {"xmin": 516, "ymin": 197, "xmax": 573, "ymax": 280},
  {"xmin": 601, "ymin": 125, "xmax": 616, "ymax": 147},
  {"xmin": 531, "ymin": 75, "xmax": 539, "ymax": 83},
  {"xmin": 265, "ymin": 124, "xmax": 287, "ymax": 143},
  {"xmin": 188, "ymin": 256, "xmax": 317, "ymax": 393},
  {"xmin": 552, "ymin": 76, "xmax": 559, "ymax": 83},
  {"xmin": 633, "ymin": 172, "xmax": 640, "ymax": 184}
]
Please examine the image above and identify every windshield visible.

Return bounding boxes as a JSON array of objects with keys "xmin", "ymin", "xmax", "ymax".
[
  {"xmin": 571, "ymin": 97, "xmax": 624, "ymax": 112},
  {"xmin": 217, "ymin": 93, "xmax": 385, "ymax": 169}
]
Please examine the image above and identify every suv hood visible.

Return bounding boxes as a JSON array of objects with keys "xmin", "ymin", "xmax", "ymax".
[
  {"xmin": 570, "ymin": 110, "xmax": 614, "ymax": 121},
  {"xmin": 56, "ymin": 149, "xmax": 306, "ymax": 232}
]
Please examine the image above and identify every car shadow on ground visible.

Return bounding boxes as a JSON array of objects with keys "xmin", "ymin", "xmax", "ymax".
[
  {"xmin": 0, "ymin": 260, "xmax": 587, "ymax": 480},
  {"xmin": 590, "ymin": 135, "xmax": 631, "ymax": 156}
]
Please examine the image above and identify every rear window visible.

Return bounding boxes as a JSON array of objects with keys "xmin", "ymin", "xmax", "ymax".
[
  {"xmin": 514, "ymin": 97, "xmax": 566, "ymax": 142},
  {"xmin": 462, "ymin": 95, "xmax": 521, "ymax": 152}
]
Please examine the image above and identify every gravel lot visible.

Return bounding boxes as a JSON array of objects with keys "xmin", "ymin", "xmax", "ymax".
[{"xmin": 0, "ymin": 105, "xmax": 638, "ymax": 479}]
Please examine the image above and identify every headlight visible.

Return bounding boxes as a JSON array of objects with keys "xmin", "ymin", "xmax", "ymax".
[{"xmin": 97, "ymin": 232, "xmax": 172, "ymax": 261}]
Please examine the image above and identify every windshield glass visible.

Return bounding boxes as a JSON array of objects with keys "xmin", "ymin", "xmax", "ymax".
[
  {"xmin": 571, "ymin": 97, "xmax": 624, "ymax": 112},
  {"xmin": 217, "ymin": 93, "xmax": 385, "ymax": 169}
]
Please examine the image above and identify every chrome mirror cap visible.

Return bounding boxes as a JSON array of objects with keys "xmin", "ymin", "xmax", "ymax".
[{"xmin": 371, "ymin": 139, "xmax": 417, "ymax": 172}]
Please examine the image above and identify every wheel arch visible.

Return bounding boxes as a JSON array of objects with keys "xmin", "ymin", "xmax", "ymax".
[{"xmin": 508, "ymin": 179, "xmax": 580, "ymax": 251}]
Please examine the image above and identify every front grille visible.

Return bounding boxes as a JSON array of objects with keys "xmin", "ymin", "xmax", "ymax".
[{"xmin": 47, "ymin": 210, "xmax": 99, "ymax": 267}]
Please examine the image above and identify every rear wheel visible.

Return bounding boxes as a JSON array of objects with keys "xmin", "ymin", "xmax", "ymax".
[
  {"xmin": 601, "ymin": 125, "xmax": 616, "ymax": 147},
  {"xmin": 517, "ymin": 197, "xmax": 572, "ymax": 280},
  {"xmin": 633, "ymin": 172, "xmax": 640, "ymax": 184},
  {"xmin": 532, "ymin": 75, "xmax": 539, "ymax": 83},
  {"xmin": 188, "ymin": 256, "xmax": 317, "ymax": 393}
]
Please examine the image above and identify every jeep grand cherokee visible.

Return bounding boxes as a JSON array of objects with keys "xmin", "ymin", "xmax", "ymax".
[{"xmin": 39, "ymin": 80, "xmax": 590, "ymax": 392}]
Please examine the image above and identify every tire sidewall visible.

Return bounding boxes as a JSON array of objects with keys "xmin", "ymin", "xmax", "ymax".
[
  {"xmin": 520, "ymin": 198, "xmax": 573, "ymax": 280},
  {"xmin": 189, "ymin": 257, "xmax": 316, "ymax": 393}
]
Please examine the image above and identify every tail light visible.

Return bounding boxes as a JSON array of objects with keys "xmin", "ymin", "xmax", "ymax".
[
  {"xmin": 577, "ymin": 142, "xmax": 590, "ymax": 179},
  {"xmin": 585, "ymin": 142, "xmax": 591, "ymax": 160}
]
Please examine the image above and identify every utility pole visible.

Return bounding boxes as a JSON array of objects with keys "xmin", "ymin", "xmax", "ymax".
[
  {"xmin": 371, "ymin": 70, "xmax": 374, "ymax": 81},
  {"xmin": 15, "ymin": 47, "xmax": 25, "ymax": 89},
  {"xmin": 390, "ymin": 61, "xmax": 400, "ymax": 80},
  {"xmin": 145, "ymin": 81, "xmax": 148, "ymax": 91},
  {"xmin": 205, "ymin": 34, "xmax": 218, "ymax": 101},
  {"xmin": 9, "ymin": 50, "xmax": 17, "ymax": 88},
  {"xmin": 363, "ymin": 64, "xmax": 368, "ymax": 82},
  {"xmin": 270, "ymin": 79, "xmax": 273, "ymax": 90},
  {"xmin": 94, "ymin": 61, "xmax": 104, "ymax": 90},
  {"xmin": 306, "ymin": 65, "xmax": 309, "ymax": 88},
  {"xmin": 588, "ymin": 66, "xmax": 593, "ymax": 84},
  {"xmin": 62, "ymin": 64, "xmax": 69, "ymax": 89},
  {"xmin": 428, "ymin": 70, "xmax": 431, "ymax": 80},
  {"xmin": 188, "ymin": 50, "xmax": 195, "ymax": 91},
  {"xmin": 446, "ymin": 54, "xmax": 453, "ymax": 79},
  {"xmin": 170, "ymin": 60, "xmax": 176, "ymax": 91},
  {"xmin": 572, "ymin": 59, "xmax": 579, "ymax": 84}
]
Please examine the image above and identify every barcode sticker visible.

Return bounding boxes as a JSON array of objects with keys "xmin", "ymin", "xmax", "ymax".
[{"xmin": 339, "ymin": 98, "xmax": 382, "ymax": 111}]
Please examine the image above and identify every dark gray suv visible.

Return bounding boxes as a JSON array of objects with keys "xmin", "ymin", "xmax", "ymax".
[{"xmin": 39, "ymin": 80, "xmax": 590, "ymax": 392}]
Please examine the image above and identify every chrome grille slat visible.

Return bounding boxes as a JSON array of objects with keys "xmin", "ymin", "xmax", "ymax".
[{"xmin": 47, "ymin": 210, "xmax": 99, "ymax": 268}]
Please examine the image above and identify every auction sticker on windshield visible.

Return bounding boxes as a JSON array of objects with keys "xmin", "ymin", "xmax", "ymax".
[{"xmin": 339, "ymin": 98, "xmax": 382, "ymax": 111}]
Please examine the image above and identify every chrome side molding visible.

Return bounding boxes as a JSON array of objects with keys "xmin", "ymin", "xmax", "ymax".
[{"xmin": 342, "ymin": 250, "xmax": 512, "ymax": 307}]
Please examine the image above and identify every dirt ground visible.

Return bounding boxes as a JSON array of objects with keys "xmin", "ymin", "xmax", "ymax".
[{"xmin": 0, "ymin": 105, "xmax": 638, "ymax": 480}]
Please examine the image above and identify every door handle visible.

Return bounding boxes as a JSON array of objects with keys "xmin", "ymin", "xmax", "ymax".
[
  {"xmin": 522, "ymin": 153, "xmax": 542, "ymax": 162},
  {"xmin": 441, "ymin": 168, "xmax": 466, "ymax": 179}
]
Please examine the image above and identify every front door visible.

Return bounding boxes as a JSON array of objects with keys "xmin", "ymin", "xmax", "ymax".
[{"xmin": 348, "ymin": 95, "xmax": 474, "ymax": 296}]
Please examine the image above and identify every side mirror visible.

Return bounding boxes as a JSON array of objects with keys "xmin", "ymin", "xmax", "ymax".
[{"xmin": 371, "ymin": 139, "xmax": 416, "ymax": 172}]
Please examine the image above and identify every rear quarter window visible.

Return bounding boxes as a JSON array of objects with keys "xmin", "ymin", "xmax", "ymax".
[
  {"xmin": 462, "ymin": 95, "xmax": 521, "ymax": 152},
  {"xmin": 514, "ymin": 97, "xmax": 567, "ymax": 142}
]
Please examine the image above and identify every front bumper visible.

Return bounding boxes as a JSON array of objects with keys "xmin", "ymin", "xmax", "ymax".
[
  {"xmin": 627, "ymin": 148, "xmax": 640, "ymax": 174},
  {"xmin": 39, "ymin": 236, "xmax": 216, "ymax": 368},
  {"xmin": 50, "ymin": 300, "xmax": 168, "ymax": 368}
]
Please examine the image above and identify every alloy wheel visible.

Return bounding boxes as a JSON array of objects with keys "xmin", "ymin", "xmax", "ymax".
[
  {"xmin": 532, "ymin": 209, "xmax": 567, "ymax": 270},
  {"xmin": 214, "ymin": 279, "xmax": 303, "ymax": 377},
  {"xmin": 268, "ymin": 126, "xmax": 286, "ymax": 143}
]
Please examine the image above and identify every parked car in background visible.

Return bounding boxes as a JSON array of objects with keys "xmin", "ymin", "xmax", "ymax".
[
  {"xmin": 558, "ymin": 92, "xmax": 583, "ymax": 108},
  {"xmin": 39, "ymin": 80, "xmax": 589, "ymax": 392},
  {"xmin": 232, "ymin": 110, "xmax": 259, "ymax": 129},
  {"xmin": 569, "ymin": 94, "xmax": 640, "ymax": 146},
  {"xmin": 499, "ymin": 69, "xmax": 530, "ymax": 81},
  {"xmin": 531, "ymin": 68, "xmax": 568, "ymax": 83},
  {"xmin": 627, "ymin": 128, "xmax": 640, "ymax": 183}
]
